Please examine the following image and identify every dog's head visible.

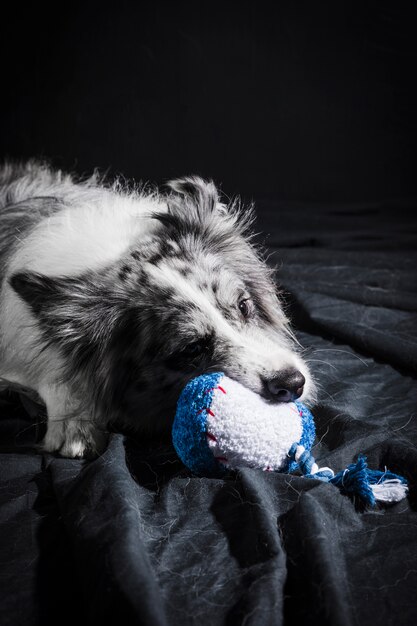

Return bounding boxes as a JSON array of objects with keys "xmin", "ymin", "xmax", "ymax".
[{"xmin": 10, "ymin": 177, "xmax": 314, "ymax": 432}]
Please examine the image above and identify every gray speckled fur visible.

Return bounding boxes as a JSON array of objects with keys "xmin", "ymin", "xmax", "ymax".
[{"xmin": 0, "ymin": 162, "xmax": 313, "ymax": 458}]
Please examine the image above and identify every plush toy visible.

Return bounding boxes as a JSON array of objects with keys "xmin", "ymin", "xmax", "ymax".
[{"xmin": 172, "ymin": 372, "xmax": 408, "ymax": 508}]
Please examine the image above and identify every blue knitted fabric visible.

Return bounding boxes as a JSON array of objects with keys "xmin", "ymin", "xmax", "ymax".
[
  {"xmin": 172, "ymin": 372, "xmax": 224, "ymax": 476},
  {"xmin": 286, "ymin": 401, "xmax": 316, "ymax": 473}
]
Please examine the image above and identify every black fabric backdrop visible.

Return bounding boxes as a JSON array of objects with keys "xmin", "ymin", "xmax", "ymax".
[
  {"xmin": 1, "ymin": 202, "xmax": 416, "ymax": 626},
  {"xmin": 1, "ymin": 2, "xmax": 417, "ymax": 625}
]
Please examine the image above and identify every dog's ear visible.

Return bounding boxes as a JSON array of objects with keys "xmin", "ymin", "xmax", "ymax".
[
  {"xmin": 9, "ymin": 271, "xmax": 128, "ymax": 363},
  {"xmin": 9, "ymin": 271, "xmax": 66, "ymax": 316},
  {"xmin": 162, "ymin": 176, "xmax": 254, "ymax": 240},
  {"xmin": 9, "ymin": 271, "xmax": 117, "ymax": 319},
  {"xmin": 166, "ymin": 176, "xmax": 226, "ymax": 217}
]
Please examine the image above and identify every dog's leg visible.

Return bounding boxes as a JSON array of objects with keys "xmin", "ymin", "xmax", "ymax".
[{"xmin": 40, "ymin": 382, "xmax": 108, "ymax": 458}]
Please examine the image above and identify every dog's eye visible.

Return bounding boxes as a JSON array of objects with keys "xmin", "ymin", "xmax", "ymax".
[{"xmin": 238, "ymin": 298, "xmax": 252, "ymax": 318}]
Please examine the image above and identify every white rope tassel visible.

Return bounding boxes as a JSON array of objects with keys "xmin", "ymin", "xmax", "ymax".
[{"xmin": 371, "ymin": 479, "xmax": 409, "ymax": 503}]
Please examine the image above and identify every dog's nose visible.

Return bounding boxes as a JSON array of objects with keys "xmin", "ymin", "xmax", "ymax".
[{"xmin": 266, "ymin": 369, "xmax": 305, "ymax": 402}]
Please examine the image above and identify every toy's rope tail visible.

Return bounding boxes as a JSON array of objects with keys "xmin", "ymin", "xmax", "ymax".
[{"xmin": 288, "ymin": 444, "xmax": 408, "ymax": 508}]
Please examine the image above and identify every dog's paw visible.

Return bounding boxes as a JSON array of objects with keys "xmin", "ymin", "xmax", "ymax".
[
  {"xmin": 42, "ymin": 421, "xmax": 66, "ymax": 454},
  {"xmin": 42, "ymin": 420, "xmax": 108, "ymax": 459},
  {"xmin": 60, "ymin": 437, "xmax": 92, "ymax": 459}
]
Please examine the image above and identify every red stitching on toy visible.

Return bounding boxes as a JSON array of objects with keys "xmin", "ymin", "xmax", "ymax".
[
  {"xmin": 206, "ymin": 432, "xmax": 217, "ymax": 442},
  {"xmin": 205, "ymin": 385, "xmax": 227, "ymax": 395},
  {"xmin": 198, "ymin": 407, "xmax": 215, "ymax": 417}
]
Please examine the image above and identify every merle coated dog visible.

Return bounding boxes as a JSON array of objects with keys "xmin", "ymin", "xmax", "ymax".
[{"xmin": 0, "ymin": 162, "xmax": 314, "ymax": 457}]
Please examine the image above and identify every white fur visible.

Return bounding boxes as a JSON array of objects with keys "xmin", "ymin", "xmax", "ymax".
[{"xmin": 8, "ymin": 193, "xmax": 166, "ymax": 277}]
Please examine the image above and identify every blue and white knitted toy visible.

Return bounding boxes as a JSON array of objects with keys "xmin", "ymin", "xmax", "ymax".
[{"xmin": 172, "ymin": 372, "xmax": 408, "ymax": 508}]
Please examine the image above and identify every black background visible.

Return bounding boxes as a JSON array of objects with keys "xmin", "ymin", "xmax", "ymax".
[{"xmin": 1, "ymin": 0, "xmax": 416, "ymax": 203}]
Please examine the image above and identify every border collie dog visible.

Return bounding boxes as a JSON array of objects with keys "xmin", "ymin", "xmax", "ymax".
[{"xmin": 0, "ymin": 161, "xmax": 314, "ymax": 458}]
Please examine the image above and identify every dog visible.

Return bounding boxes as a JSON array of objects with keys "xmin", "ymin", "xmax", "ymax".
[{"xmin": 0, "ymin": 161, "xmax": 314, "ymax": 458}]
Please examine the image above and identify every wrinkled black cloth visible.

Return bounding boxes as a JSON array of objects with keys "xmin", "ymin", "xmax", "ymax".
[{"xmin": 1, "ymin": 202, "xmax": 417, "ymax": 626}]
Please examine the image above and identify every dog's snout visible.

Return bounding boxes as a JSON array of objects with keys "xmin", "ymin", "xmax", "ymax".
[{"xmin": 265, "ymin": 369, "xmax": 305, "ymax": 402}]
